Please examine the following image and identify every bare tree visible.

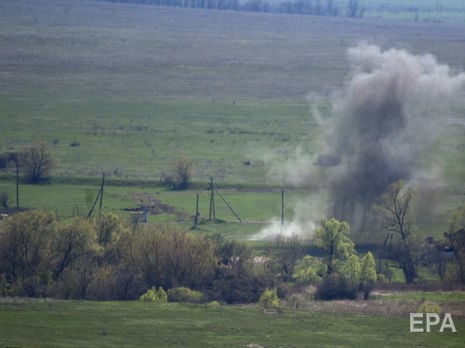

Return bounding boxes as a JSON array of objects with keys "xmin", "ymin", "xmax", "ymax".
[
  {"xmin": 274, "ymin": 234, "xmax": 303, "ymax": 281},
  {"xmin": 375, "ymin": 181, "xmax": 418, "ymax": 283}
]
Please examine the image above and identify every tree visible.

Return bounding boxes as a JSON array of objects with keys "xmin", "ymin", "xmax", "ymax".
[
  {"xmin": 293, "ymin": 255, "xmax": 325, "ymax": 284},
  {"xmin": 444, "ymin": 204, "xmax": 465, "ymax": 283},
  {"xmin": 52, "ymin": 217, "xmax": 99, "ymax": 281},
  {"xmin": 20, "ymin": 141, "xmax": 55, "ymax": 184},
  {"xmin": 258, "ymin": 287, "xmax": 280, "ymax": 309},
  {"xmin": 161, "ymin": 157, "xmax": 193, "ymax": 190},
  {"xmin": 342, "ymin": 254, "xmax": 361, "ymax": 290},
  {"xmin": 314, "ymin": 218, "xmax": 355, "ymax": 276},
  {"xmin": 0, "ymin": 210, "xmax": 57, "ymax": 296},
  {"xmin": 360, "ymin": 252, "xmax": 377, "ymax": 299},
  {"xmin": 375, "ymin": 181, "xmax": 418, "ymax": 284},
  {"xmin": 274, "ymin": 234, "xmax": 302, "ymax": 282}
]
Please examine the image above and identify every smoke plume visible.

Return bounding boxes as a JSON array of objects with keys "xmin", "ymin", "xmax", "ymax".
[
  {"xmin": 253, "ymin": 43, "xmax": 465, "ymax": 240},
  {"xmin": 329, "ymin": 43, "xmax": 465, "ymax": 233}
]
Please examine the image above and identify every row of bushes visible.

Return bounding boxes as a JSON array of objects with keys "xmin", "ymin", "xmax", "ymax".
[{"xmin": 0, "ymin": 210, "xmax": 271, "ymax": 303}]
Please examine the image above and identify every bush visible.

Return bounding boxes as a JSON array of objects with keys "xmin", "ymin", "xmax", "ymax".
[
  {"xmin": 258, "ymin": 288, "xmax": 280, "ymax": 309},
  {"xmin": 167, "ymin": 287, "xmax": 205, "ymax": 304},
  {"xmin": 315, "ymin": 273, "xmax": 357, "ymax": 300},
  {"xmin": 139, "ymin": 287, "xmax": 168, "ymax": 303},
  {"xmin": 161, "ymin": 157, "xmax": 192, "ymax": 190},
  {"xmin": 0, "ymin": 192, "xmax": 9, "ymax": 210},
  {"xmin": 417, "ymin": 301, "xmax": 442, "ymax": 314}
]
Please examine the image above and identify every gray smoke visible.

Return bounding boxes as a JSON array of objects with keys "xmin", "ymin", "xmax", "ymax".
[{"xmin": 329, "ymin": 43, "xmax": 465, "ymax": 233}]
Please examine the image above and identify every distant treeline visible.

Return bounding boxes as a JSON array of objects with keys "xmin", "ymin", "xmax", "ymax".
[{"xmin": 95, "ymin": 0, "xmax": 364, "ymax": 18}]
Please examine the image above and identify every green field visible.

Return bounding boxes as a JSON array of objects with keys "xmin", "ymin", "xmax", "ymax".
[
  {"xmin": 0, "ymin": 297, "xmax": 464, "ymax": 348},
  {"xmin": 1, "ymin": 1, "xmax": 465, "ymax": 346},
  {"xmin": 1, "ymin": 0, "xmax": 465, "ymax": 240}
]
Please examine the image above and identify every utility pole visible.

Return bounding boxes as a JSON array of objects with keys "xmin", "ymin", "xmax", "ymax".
[
  {"xmin": 281, "ymin": 190, "xmax": 285, "ymax": 225},
  {"xmin": 16, "ymin": 158, "xmax": 19, "ymax": 209},
  {"xmin": 194, "ymin": 192, "xmax": 199, "ymax": 227},
  {"xmin": 98, "ymin": 173, "xmax": 105, "ymax": 218},
  {"xmin": 208, "ymin": 176, "xmax": 215, "ymax": 221},
  {"xmin": 87, "ymin": 173, "xmax": 105, "ymax": 219}
]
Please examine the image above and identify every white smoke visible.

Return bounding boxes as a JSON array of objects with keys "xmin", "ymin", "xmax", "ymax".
[{"xmin": 249, "ymin": 198, "xmax": 320, "ymax": 241}]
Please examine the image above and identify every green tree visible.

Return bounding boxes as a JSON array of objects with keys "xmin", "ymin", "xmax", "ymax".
[
  {"xmin": 360, "ymin": 252, "xmax": 377, "ymax": 299},
  {"xmin": 52, "ymin": 217, "xmax": 99, "ymax": 281},
  {"xmin": 360, "ymin": 252, "xmax": 377, "ymax": 284},
  {"xmin": 0, "ymin": 210, "xmax": 57, "ymax": 296},
  {"xmin": 293, "ymin": 255, "xmax": 325, "ymax": 284},
  {"xmin": 20, "ymin": 141, "xmax": 55, "ymax": 184},
  {"xmin": 314, "ymin": 218, "xmax": 355, "ymax": 276},
  {"xmin": 258, "ymin": 287, "xmax": 280, "ymax": 309},
  {"xmin": 342, "ymin": 254, "xmax": 361, "ymax": 290}
]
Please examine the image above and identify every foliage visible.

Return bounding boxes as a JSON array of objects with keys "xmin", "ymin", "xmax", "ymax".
[
  {"xmin": 0, "ymin": 210, "xmax": 57, "ymax": 296},
  {"xmin": 314, "ymin": 251, "xmax": 378, "ymax": 301},
  {"xmin": 314, "ymin": 218, "xmax": 355, "ymax": 276},
  {"xmin": 0, "ymin": 209, "xmax": 261, "ymax": 303},
  {"xmin": 314, "ymin": 273, "xmax": 357, "ymax": 300},
  {"xmin": 293, "ymin": 255, "xmax": 325, "ymax": 284},
  {"xmin": 139, "ymin": 287, "xmax": 168, "ymax": 303},
  {"xmin": 161, "ymin": 157, "xmax": 193, "ymax": 190},
  {"xmin": 342, "ymin": 254, "xmax": 361, "ymax": 289},
  {"xmin": 0, "ymin": 192, "xmax": 9, "ymax": 210},
  {"xmin": 19, "ymin": 142, "xmax": 55, "ymax": 184},
  {"xmin": 360, "ymin": 252, "xmax": 377, "ymax": 284},
  {"xmin": 167, "ymin": 287, "xmax": 206, "ymax": 304},
  {"xmin": 417, "ymin": 301, "xmax": 442, "ymax": 314},
  {"xmin": 444, "ymin": 209, "xmax": 465, "ymax": 284},
  {"xmin": 359, "ymin": 252, "xmax": 377, "ymax": 299},
  {"xmin": 258, "ymin": 287, "xmax": 280, "ymax": 309}
]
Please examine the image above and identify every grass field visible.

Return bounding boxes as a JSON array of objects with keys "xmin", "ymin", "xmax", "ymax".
[
  {"xmin": 0, "ymin": 1, "xmax": 464, "ymax": 241},
  {"xmin": 1, "ymin": 1, "xmax": 465, "ymax": 346},
  {"xmin": 0, "ymin": 297, "xmax": 464, "ymax": 348}
]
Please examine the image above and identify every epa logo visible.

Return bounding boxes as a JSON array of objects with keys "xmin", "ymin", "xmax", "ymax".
[{"xmin": 410, "ymin": 313, "xmax": 457, "ymax": 333}]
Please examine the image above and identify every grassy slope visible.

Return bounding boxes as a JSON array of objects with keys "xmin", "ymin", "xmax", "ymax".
[{"xmin": 0, "ymin": 298, "xmax": 464, "ymax": 348}]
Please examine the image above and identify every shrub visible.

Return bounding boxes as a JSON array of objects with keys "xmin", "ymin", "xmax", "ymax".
[
  {"xmin": 0, "ymin": 192, "xmax": 9, "ymax": 210},
  {"xmin": 161, "ymin": 157, "xmax": 192, "ymax": 190},
  {"xmin": 206, "ymin": 300, "xmax": 222, "ymax": 308},
  {"xmin": 315, "ymin": 273, "xmax": 357, "ymax": 300},
  {"xmin": 258, "ymin": 288, "xmax": 280, "ymax": 309},
  {"xmin": 417, "ymin": 301, "xmax": 442, "ymax": 314},
  {"xmin": 167, "ymin": 287, "xmax": 205, "ymax": 304},
  {"xmin": 139, "ymin": 287, "xmax": 168, "ymax": 303}
]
